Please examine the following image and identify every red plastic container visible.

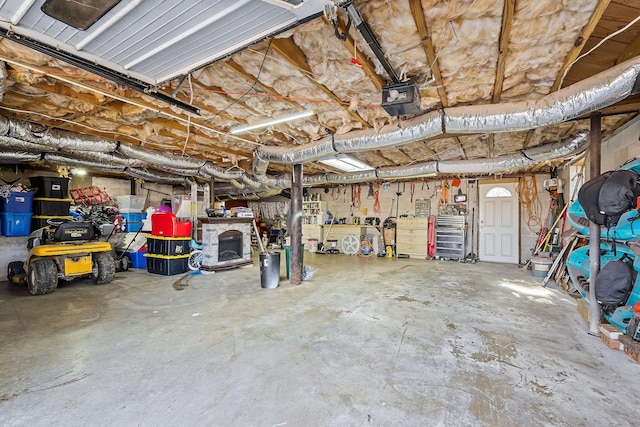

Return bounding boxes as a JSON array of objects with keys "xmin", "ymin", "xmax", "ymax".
[{"xmin": 151, "ymin": 213, "xmax": 192, "ymax": 237}]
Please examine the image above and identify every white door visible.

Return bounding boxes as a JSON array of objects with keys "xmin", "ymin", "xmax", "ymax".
[{"xmin": 479, "ymin": 183, "xmax": 519, "ymax": 263}]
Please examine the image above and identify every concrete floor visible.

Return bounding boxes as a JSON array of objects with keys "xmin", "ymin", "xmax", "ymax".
[{"xmin": 1, "ymin": 252, "xmax": 639, "ymax": 426}]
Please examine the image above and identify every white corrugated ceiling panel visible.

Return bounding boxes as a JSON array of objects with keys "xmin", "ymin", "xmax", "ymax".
[{"xmin": 0, "ymin": 0, "xmax": 325, "ymax": 84}]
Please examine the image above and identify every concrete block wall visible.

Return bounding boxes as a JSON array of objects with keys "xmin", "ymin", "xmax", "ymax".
[{"xmin": 601, "ymin": 115, "xmax": 640, "ymax": 172}]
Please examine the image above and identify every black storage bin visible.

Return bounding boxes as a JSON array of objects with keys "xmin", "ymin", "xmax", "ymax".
[
  {"xmin": 29, "ymin": 176, "xmax": 70, "ymax": 199},
  {"xmin": 260, "ymin": 251, "xmax": 280, "ymax": 289},
  {"xmin": 33, "ymin": 198, "xmax": 72, "ymax": 216},
  {"xmin": 31, "ymin": 215, "xmax": 73, "ymax": 231},
  {"xmin": 145, "ymin": 254, "xmax": 189, "ymax": 275},
  {"xmin": 146, "ymin": 236, "xmax": 191, "ymax": 256}
]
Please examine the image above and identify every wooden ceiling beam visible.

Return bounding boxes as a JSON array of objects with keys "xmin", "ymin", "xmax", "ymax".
[
  {"xmin": 271, "ymin": 37, "xmax": 371, "ymax": 128},
  {"xmin": 551, "ymin": 0, "xmax": 612, "ymax": 92},
  {"xmin": 615, "ymin": 29, "xmax": 640, "ymax": 64},
  {"xmin": 409, "ymin": 0, "xmax": 449, "ymax": 108},
  {"xmin": 0, "ymin": 53, "xmax": 258, "ymax": 148},
  {"xmin": 488, "ymin": 134, "xmax": 495, "ymax": 158},
  {"xmin": 492, "ymin": 0, "xmax": 515, "ymax": 103}
]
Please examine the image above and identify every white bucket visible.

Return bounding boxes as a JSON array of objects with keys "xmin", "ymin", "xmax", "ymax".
[{"xmin": 308, "ymin": 239, "xmax": 318, "ymax": 252}]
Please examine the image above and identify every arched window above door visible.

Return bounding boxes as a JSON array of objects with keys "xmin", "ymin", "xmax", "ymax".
[{"xmin": 486, "ymin": 187, "xmax": 512, "ymax": 198}]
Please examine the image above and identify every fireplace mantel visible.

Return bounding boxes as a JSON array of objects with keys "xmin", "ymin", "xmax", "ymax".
[{"xmin": 199, "ymin": 217, "xmax": 253, "ymax": 271}]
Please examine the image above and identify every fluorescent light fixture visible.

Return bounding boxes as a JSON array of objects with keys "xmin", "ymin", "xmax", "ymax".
[
  {"xmin": 72, "ymin": 168, "xmax": 87, "ymax": 176},
  {"xmin": 318, "ymin": 154, "xmax": 374, "ymax": 172},
  {"xmin": 229, "ymin": 110, "xmax": 314, "ymax": 135}
]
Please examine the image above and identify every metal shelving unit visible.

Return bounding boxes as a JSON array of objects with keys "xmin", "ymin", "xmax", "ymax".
[{"xmin": 435, "ymin": 215, "xmax": 465, "ymax": 260}]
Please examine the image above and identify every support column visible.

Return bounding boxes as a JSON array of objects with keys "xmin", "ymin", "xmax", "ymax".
[
  {"xmin": 209, "ymin": 177, "xmax": 215, "ymax": 209},
  {"xmin": 290, "ymin": 163, "xmax": 303, "ymax": 285},
  {"xmin": 588, "ymin": 112, "xmax": 602, "ymax": 336}
]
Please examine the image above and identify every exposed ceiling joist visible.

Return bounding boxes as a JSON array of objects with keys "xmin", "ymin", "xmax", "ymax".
[
  {"xmin": 409, "ymin": 0, "xmax": 448, "ymax": 108},
  {"xmin": 492, "ymin": 0, "xmax": 515, "ymax": 103},
  {"xmin": 271, "ymin": 37, "xmax": 370, "ymax": 128},
  {"xmin": 615, "ymin": 29, "xmax": 640, "ymax": 64},
  {"xmin": 551, "ymin": 0, "xmax": 612, "ymax": 92}
]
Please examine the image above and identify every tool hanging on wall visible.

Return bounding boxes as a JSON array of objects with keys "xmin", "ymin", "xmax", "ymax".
[
  {"xmin": 373, "ymin": 182, "xmax": 381, "ymax": 214},
  {"xmin": 352, "ymin": 184, "xmax": 361, "ymax": 209},
  {"xmin": 439, "ymin": 180, "xmax": 450, "ymax": 207},
  {"xmin": 410, "ymin": 182, "xmax": 415, "ymax": 203},
  {"xmin": 331, "ymin": 186, "xmax": 341, "ymax": 201},
  {"xmin": 395, "ymin": 182, "xmax": 402, "ymax": 219}
]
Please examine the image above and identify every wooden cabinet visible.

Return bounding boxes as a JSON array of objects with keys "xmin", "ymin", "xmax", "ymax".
[{"xmin": 396, "ymin": 217, "xmax": 429, "ymax": 257}]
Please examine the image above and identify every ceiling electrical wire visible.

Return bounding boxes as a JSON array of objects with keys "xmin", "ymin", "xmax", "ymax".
[
  {"xmin": 212, "ymin": 38, "xmax": 274, "ymax": 124},
  {"xmin": 557, "ymin": 14, "xmax": 640, "ymax": 89},
  {"xmin": 181, "ymin": 73, "xmax": 193, "ymax": 156}
]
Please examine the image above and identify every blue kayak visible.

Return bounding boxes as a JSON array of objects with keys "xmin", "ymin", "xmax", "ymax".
[
  {"xmin": 568, "ymin": 200, "xmax": 640, "ymax": 240},
  {"xmin": 566, "ymin": 242, "xmax": 640, "ymax": 333}
]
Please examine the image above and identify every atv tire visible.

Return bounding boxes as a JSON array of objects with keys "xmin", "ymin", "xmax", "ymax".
[
  {"xmin": 7, "ymin": 261, "xmax": 25, "ymax": 286},
  {"xmin": 28, "ymin": 259, "xmax": 58, "ymax": 295},
  {"xmin": 92, "ymin": 252, "xmax": 116, "ymax": 284}
]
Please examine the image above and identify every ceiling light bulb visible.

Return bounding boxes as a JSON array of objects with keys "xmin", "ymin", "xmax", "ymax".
[{"xmin": 230, "ymin": 110, "xmax": 314, "ymax": 135}]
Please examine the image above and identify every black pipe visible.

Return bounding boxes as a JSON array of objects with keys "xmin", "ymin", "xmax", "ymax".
[
  {"xmin": 0, "ymin": 29, "xmax": 200, "ymax": 116},
  {"xmin": 345, "ymin": 4, "xmax": 401, "ymax": 84}
]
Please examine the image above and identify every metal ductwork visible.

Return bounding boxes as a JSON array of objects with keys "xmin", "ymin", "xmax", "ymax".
[
  {"xmin": 117, "ymin": 144, "xmax": 207, "ymax": 170},
  {"xmin": 0, "ymin": 150, "xmax": 40, "ymax": 162},
  {"xmin": 256, "ymin": 57, "xmax": 640, "ymax": 166},
  {"xmin": 43, "ymin": 153, "xmax": 127, "ymax": 173},
  {"xmin": 0, "ymin": 56, "xmax": 637, "ymax": 195},
  {"xmin": 126, "ymin": 167, "xmax": 189, "ymax": 185},
  {"xmin": 1, "ymin": 116, "xmax": 117, "ymax": 152}
]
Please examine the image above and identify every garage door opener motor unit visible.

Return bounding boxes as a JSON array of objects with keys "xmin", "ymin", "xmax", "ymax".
[{"xmin": 381, "ymin": 82, "xmax": 421, "ymax": 116}]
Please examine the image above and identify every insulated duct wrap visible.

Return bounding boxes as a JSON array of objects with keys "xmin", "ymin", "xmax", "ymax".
[
  {"xmin": 0, "ymin": 135, "xmax": 55, "ymax": 152},
  {"xmin": 7, "ymin": 118, "xmax": 117, "ymax": 152},
  {"xmin": 200, "ymin": 162, "xmax": 245, "ymax": 180},
  {"xmin": 257, "ymin": 173, "xmax": 291, "ymax": 189},
  {"xmin": 240, "ymin": 174, "xmax": 262, "ymax": 189},
  {"xmin": 376, "ymin": 162, "xmax": 438, "ymax": 180},
  {"xmin": 63, "ymin": 150, "xmax": 145, "ymax": 167},
  {"xmin": 117, "ymin": 144, "xmax": 207, "ymax": 170},
  {"xmin": 43, "ymin": 153, "xmax": 127, "ymax": 172},
  {"xmin": 438, "ymin": 155, "xmax": 531, "ymax": 175},
  {"xmin": 126, "ymin": 167, "xmax": 188, "ymax": 185},
  {"xmin": 437, "ymin": 132, "xmax": 588, "ymax": 175},
  {"xmin": 0, "ymin": 150, "xmax": 40, "ymax": 162},
  {"xmin": 256, "ymin": 139, "xmax": 337, "ymax": 164},
  {"xmin": 322, "ymin": 170, "xmax": 378, "ymax": 184},
  {"xmin": 445, "ymin": 59, "xmax": 640, "ymax": 133},
  {"xmin": 333, "ymin": 111, "xmax": 442, "ymax": 153},
  {"xmin": 522, "ymin": 131, "xmax": 589, "ymax": 161}
]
